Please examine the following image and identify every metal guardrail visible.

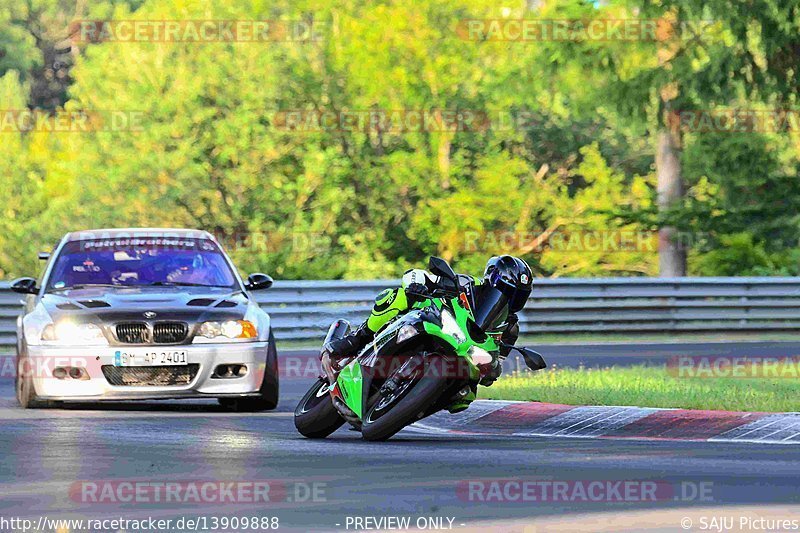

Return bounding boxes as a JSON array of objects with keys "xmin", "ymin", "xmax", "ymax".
[
  {"xmin": 0, "ymin": 284, "xmax": 18, "ymax": 353},
  {"xmin": 3, "ymin": 277, "xmax": 800, "ymax": 351}
]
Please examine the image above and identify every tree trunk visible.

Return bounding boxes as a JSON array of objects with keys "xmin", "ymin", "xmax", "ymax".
[{"xmin": 656, "ymin": 127, "xmax": 686, "ymax": 277}]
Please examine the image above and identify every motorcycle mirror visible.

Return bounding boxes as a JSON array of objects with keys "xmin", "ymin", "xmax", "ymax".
[
  {"xmin": 428, "ymin": 256, "xmax": 457, "ymax": 283},
  {"xmin": 519, "ymin": 347, "xmax": 547, "ymax": 371},
  {"xmin": 505, "ymin": 346, "xmax": 547, "ymax": 371}
]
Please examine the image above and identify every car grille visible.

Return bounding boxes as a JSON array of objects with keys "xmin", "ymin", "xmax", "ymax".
[
  {"xmin": 153, "ymin": 322, "xmax": 189, "ymax": 344},
  {"xmin": 101, "ymin": 364, "xmax": 200, "ymax": 387},
  {"xmin": 115, "ymin": 322, "xmax": 189, "ymax": 344},
  {"xmin": 116, "ymin": 323, "xmax": 149, "ymax": 344}
]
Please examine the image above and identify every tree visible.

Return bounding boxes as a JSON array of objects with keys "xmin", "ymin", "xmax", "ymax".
[
  {"xmin": 0, "ymin": 0, "xmax": 798, "ymax": 281},
  {"xmin": 646, "ymin": 0, "xmax": 800, "ymax": 275}
]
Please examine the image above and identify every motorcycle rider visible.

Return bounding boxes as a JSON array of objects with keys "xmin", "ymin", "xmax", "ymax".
[{"xmin": 322, "ymin": 255, "xmax": 533, "ymax": 386}]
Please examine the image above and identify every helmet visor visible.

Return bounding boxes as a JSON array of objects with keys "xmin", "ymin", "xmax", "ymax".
[
  {"xmin": 473, "ymin": 286, "xmax": 510, "ymax": 332},
  {"xmin": 499, "ymin": 280, "xmax": 531, "ymax": 314}
]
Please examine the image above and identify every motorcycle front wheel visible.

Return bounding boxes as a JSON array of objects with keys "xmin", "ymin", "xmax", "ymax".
[
  {"xmin": 361, "ymin": 356, "xmax": 453, "ymax": 442},
  {"xmin": 294, "ymin": 378, "xmax": 346, "ymax": 438}
]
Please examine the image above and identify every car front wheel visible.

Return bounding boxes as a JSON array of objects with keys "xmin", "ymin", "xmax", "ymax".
[
  {"xmin": 16, "ymin": 342, "xmax": 49, "ymax": 409},
  {"xmin": 218, "ymin": 330, "xmax": 280, "ymax": 412}
]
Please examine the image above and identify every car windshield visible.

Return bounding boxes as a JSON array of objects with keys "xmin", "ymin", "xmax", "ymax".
[{"xmin": 46, "ymin": 237, "xmax": 238, "ymax": 291}]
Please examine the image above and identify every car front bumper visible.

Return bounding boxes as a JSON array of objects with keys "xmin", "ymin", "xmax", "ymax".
[{"xmin": 24, "ymin": 341, "xmax": 271, "ymax": 401}]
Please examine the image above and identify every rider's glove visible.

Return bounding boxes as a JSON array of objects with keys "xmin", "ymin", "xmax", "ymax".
[
  {"xmin": 405, "ymin": 282, "xmax": 432, "ymax": 303},
  {"xmin": 499, "ymin": 314, "xmax": 520, "ymax": 357},
  {"xmin": 479, "ymin": 358, "xmax": 503, "ymax": 387}
]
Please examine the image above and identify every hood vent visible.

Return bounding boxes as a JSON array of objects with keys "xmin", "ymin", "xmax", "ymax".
[
  {"xmin": 79, "ymin": 300, "xmax": 111, "ymax": 308},
  {"xmin": 55, "ymin": 300, "xmax": 111, "ymax": 310},
  {"xmin": 187, "ymin": 298, "xmax": 216, "ymax": 307},
  {"xmin": 215, "ymin": 300, "xmax": 237, "ymax": 308}
]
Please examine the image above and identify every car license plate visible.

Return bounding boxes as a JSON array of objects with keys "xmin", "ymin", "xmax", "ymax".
[{"xmin": 114, "ymin": 350, "xmax": 189, "ymax": 367}]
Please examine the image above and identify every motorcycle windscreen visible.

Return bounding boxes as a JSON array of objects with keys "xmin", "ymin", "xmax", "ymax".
[{"xmin": 473, "ymin": 286, "xmax": 510, "ymax": 332}]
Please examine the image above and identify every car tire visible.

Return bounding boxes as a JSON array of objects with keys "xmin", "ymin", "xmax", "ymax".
[
  {"xmin": 219, "ymin": 330, "xmax": 280, "ymax": 412},
  {"xmin": 16, "ymin": 363, "xmax": 41, "ymax": 408},
  {"xmin": 16, "ymin": 341, "xmax": 50, "ymax": 409}
]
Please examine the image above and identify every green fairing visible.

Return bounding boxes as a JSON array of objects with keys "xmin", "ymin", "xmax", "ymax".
[
  {"xmin": 337, "ymin": 295, "xmax": 499, "ymax": 420},
  {"xmin": 422, "ymin": 298, "xmax": 498, "ymax": 380},
  {"xmin": 337, "ymin": 361, "xmax": 363, "ymax": 417}
]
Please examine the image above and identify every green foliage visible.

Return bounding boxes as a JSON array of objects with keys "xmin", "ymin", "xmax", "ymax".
[
  {"xmin": 0, "ymin": 0, "xmax": 798, "ymax": 280},
  {"xmin": 681, "ymin": 132, "xmax": 800, "ymax": 251},
  {"xmin": 0, "ymin": 5, "xmax": 39, "ymax": 79},
  {"xmin": 689, "ymin": 233, "xmax": 800, "ymax": 276}
]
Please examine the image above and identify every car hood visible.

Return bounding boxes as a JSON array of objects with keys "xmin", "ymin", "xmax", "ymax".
[{"xmin": 39, "ymin": 286, "xmax": 251, "ymax": 324}]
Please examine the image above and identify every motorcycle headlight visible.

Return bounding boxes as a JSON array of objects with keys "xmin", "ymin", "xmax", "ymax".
[
  {"xmin": 440, "ymin": 310, "xmax": 466, "ymax": 344},
  {"xmin": 397, "ymin": 324, "xmax": 418, "ymax": 343},
  {"xmin": 195, "ymin": 320, "xmax": 258, "ymax": 343},
  {"xmin": 42, "ymin": 321, "xmax": 107, "ymax": 345},
  {"xmin": 467, "ymin": 345, "xmax": 494, "ymax": 366}
]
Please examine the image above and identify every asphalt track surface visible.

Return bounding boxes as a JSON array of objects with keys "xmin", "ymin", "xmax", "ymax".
[{"xmin": 2, "ymin": 342, "xmax": 800, "ymax": 532}]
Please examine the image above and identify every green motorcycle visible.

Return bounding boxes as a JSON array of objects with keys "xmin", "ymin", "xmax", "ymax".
[{"xmin": 294, "ymin": 257, "xmax": 547, "ymax": 441}]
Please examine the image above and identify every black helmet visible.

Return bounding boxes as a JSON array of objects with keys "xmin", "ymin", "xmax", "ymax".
[{"xmin": 473, "ymin": 255, "xmax": 532, "ymax": 331}]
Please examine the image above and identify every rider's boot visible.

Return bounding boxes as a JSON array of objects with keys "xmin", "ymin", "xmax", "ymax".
[{"xmin": 320, "ymin": 323, "xmax": 373, "ymax": 383}]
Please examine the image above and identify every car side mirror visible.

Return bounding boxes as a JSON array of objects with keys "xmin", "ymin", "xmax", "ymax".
[
  {"xmin": 428, "ymin": 256, "xmax": 457, "ymax": 284},
  {"xmin": 38, "ymin": 252, "xmax": 51, "ymax": 261},
  {"xmin": 245, "ymin": 273, "xmax": 273, "ymax": 291},
  {"xmin": 11, "ymin": 277, "xmax": 39, "ymax": 295}
]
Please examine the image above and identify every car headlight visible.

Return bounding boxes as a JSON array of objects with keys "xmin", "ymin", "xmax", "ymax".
[
  {"xmin": 440, "ymin": 310, "xmax": 466, "ymax": 344},
  {"xmin": 194, "ymin": 320, "xmax": 258, "ymax": 343},
  {"xmin": 42, "ymin": 321, "xmax": 107, "ymax": 345}
]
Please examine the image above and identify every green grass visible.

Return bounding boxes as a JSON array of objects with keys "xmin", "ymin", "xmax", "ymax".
[{"xmin": 481, "ymin": 365, "xmax": 800, "ymax": 412}]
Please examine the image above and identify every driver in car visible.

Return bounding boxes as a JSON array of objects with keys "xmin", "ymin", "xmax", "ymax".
[
  {"xmin": 166, "ymin": 254, "xmax": 217, "ymax": 286},
  {"xmin": 322, "ymin": 255, "xmax": 533, "ymax": 387}
]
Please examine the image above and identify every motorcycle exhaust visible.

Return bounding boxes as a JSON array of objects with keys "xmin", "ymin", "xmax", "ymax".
[{"xmin": 332, "ymin": 396, "xmax": 362, "ymax": 430}]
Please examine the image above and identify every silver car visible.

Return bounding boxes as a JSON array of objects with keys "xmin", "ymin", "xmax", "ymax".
[{"xmin": 12, "ymin": 228, "xmax": 279, "ymax": 410}]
